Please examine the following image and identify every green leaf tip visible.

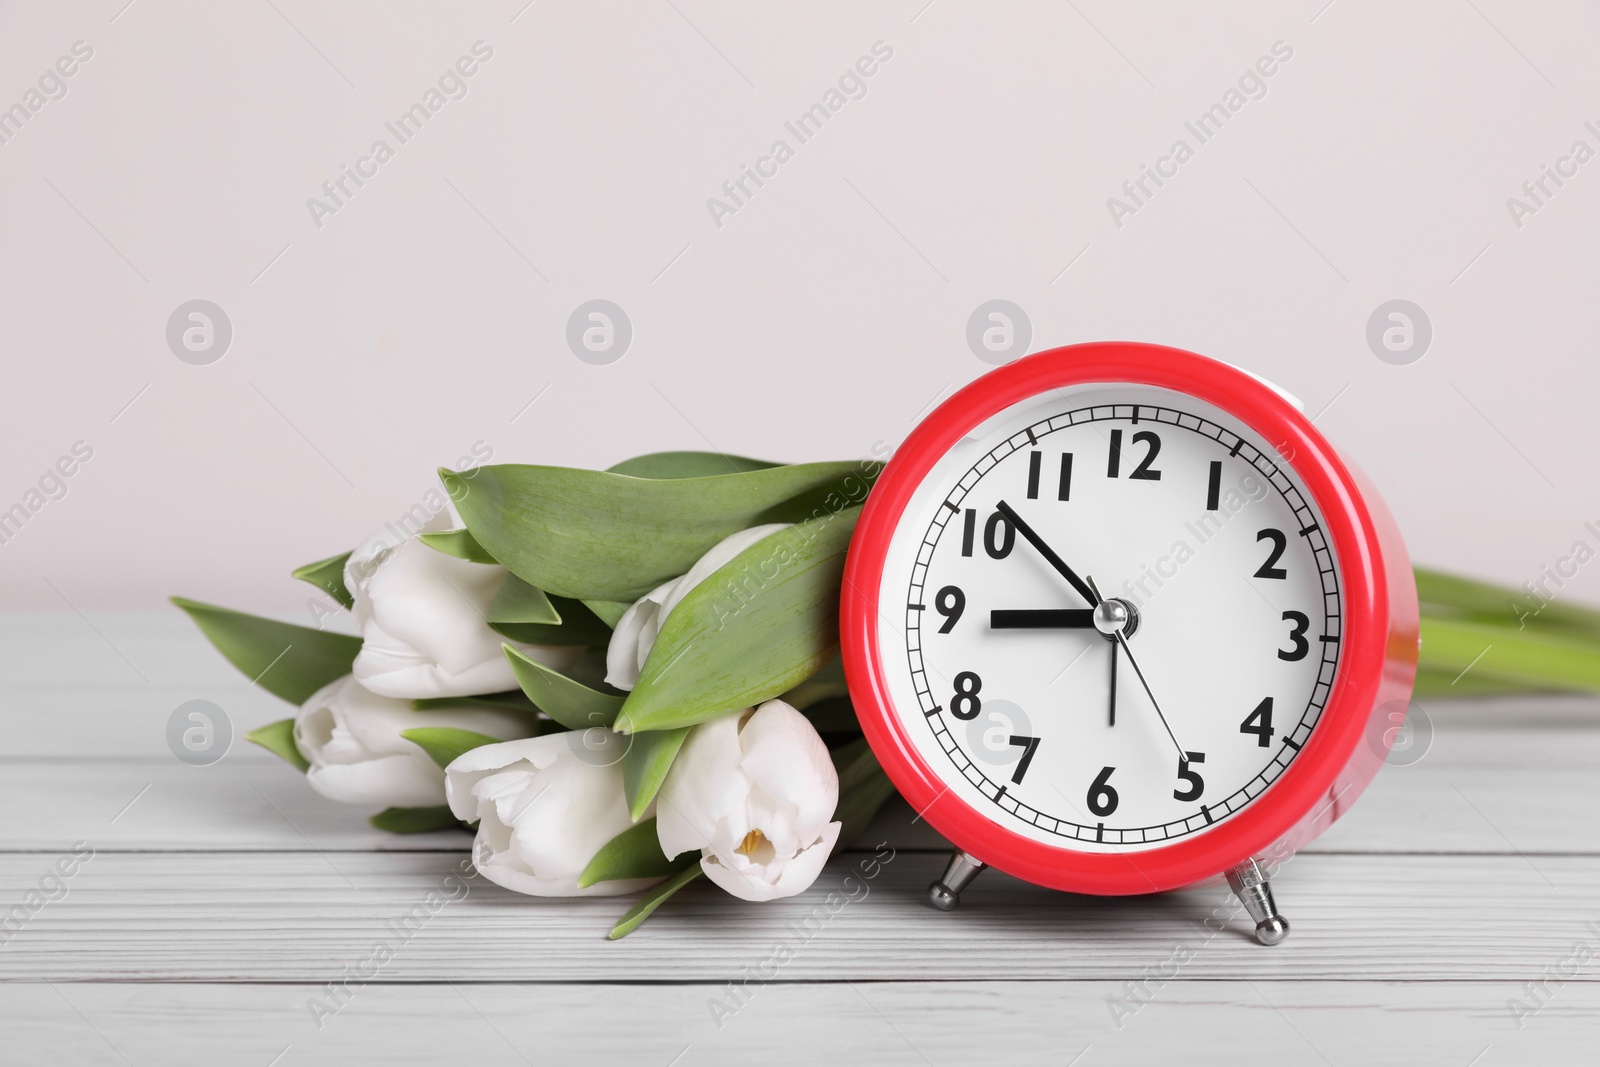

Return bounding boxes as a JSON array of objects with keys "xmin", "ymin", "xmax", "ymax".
[
  {"xmin": 577, "ymin": 817, "xmax": 693, "ymax": 888},
  {"xmin": 622, "ymin": 726, "xmax": 691, "ymax": 822},
  {"xmin": 290, "ymin": 551, "xmax": 354, "ymax": 609},
  {"xmin": 608, "ymin": 864, "xmax": 704, "ymax": 940},
  {"xmin": 171, "ymin": 597, "xmax": 360, "ymax": 706},
  {"xmin": 488, "ymin": 573, "xmax": 562, "ymax": 625},
  {"xmin": 417, "ymin": 528, "xmax": 497, "ymax": 564},
  {"xmin": 400, "ymin": 726, "xmax": 503, "ymax": 770},
  {"xmin": 245, "ymin": 718, "xmax": 309, "ymax": 772}
]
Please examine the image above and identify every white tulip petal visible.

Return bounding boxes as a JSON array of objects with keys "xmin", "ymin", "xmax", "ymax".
[
  {"xmin": 654, "ymin": 711, "xmax": 751, "ymax": 860},
  {"xmin": 701, "ymin": 821, "xmax": 841, "ymax": 902},
  {"xmin": 604, "ymin": 581, "xmax": 670, "ymax": 691},
  {"xmin": 444, "ymin": 735, "xmax": 569, "ymax": 820},
  {"xmin": 345, "ymin": 516, "xmax": 579, "ymax": 700},
  {"xmin": 306, "ymin": 754, "xmax": 443, "ymax": 808},
  {"xmin": 293, "ymin": 676, "xmax": 533, "ymax": 809},
  {"xmin": 654, "ymin": 698, "xmax": 842, "ymax": 901},
  {"xmin": 737, "ymin": 700, "xmax": 839, "ymax": 844},
  {"xmin": 444, "ymin": 732, "xmax": 659, "ymax": 898}
]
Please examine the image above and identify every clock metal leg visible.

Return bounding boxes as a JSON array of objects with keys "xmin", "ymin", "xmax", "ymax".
[
  {"xmin": 927, "ymin": 850, "xmax": 986, "ymax": 911},
  {"xmin": 1226, "ymin": 857, "xmax": 1289, "ymax": 945}
]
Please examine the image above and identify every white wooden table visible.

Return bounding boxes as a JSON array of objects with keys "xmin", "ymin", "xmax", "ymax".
[{"xmin": 3, "ymin": 613, "xmax": 1596, "ymax": 1065}]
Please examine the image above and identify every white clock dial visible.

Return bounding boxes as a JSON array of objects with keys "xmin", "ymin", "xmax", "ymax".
[{"xmin": 877, "ymin": 384, "xmax": 1342, "ymax": 853}]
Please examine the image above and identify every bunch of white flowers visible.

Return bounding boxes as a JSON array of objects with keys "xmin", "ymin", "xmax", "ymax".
[{"xmin": 177, "ymin": 451, "xmax": 887, "ymax": 936}]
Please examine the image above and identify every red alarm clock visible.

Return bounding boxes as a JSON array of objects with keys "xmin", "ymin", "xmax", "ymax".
[{"xmin": 841, "ymin": 342, "xmax": 1418, "ymax": 944}]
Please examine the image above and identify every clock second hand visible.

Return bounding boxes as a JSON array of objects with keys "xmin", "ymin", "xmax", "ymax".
[{"xmin": 1087, "ymin": 575, "xmax": 1186, "ymax": 763}]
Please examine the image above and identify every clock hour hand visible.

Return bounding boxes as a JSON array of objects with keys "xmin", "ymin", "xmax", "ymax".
[
  {"xmin": 993, "ymin": 500, "xmax": 1098, "ymax": 607},
  {"xmin": 989, "ymin": 609, "xmax": 1096, "ymax": 629}
]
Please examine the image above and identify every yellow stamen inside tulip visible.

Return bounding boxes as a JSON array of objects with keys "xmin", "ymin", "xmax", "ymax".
[{"xmin": 736, "ymin": 829, "xmax": 768, "ymax": 856}]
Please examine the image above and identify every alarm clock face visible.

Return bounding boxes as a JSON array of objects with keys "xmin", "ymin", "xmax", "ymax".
[{"xmin": 876, "ymin": 383, "xmax": 1341, "ymax": 854}]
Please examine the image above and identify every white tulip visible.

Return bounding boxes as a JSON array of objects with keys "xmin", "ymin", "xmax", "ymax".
[
  {"xmin": 605, "ymin": 523, "xmax": 789, "ymax": 690},
  {"xmin": 445, "ymin": 733, "xmax": 657, "ymax": 897},
  {"xmin": 293, "ymin": 675, "xmax": 533, "ymax": 808},
  {"xmin": 656, "ymin": 699, "xmax": 841, "ymax": 902},
  {"xmin": 345, "ymin": 514, "xmax": 580, "ymax": 699}
]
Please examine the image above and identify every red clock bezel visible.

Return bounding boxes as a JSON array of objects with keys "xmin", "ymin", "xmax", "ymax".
[{"xmin": 841, "ymin": 342, "xmax": 1418, "ymax": 895}]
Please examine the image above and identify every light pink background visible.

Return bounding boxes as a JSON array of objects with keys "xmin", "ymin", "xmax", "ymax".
[{"xmin": 2, "ymin": 1, "xmax": 1596, "ymax": 621}]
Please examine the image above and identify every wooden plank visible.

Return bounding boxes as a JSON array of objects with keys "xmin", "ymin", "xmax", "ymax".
[
  {"xmin": 1, "ymin": 850, "xmax": 1595, "ymax": 983},
  {"xmin": 1, "ymin": 739, "xmax": 1593, "ymax": 855},
  {"xmin": 2, "ymin": 980, "xmax": 1594, "ymax": 1066},
  {"xmin": 7, "ymin": 612, "xmax": 1600, "ymax": 759},
  {"xmin": 0, "ymin": 613, "xmax": 310, "ymax": 759}
]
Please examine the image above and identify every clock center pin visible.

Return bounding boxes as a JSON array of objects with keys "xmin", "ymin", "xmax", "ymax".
[{"xmin": 1092, "ymin": 596, "xmax": 1140, "ymax": 641}]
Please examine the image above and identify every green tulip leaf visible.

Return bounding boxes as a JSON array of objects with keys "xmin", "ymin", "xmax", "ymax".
[
  {"xmin": 1411, "ymin": 667, "xmax": 1550, "ymax": 698},
  {"xmin": 489, "ymin": 573, "xmax": 561, "ymax": 625},
  {"xmin": 443, "ymin": 460, "xmax": 877, "ymax": 601},
  {"xmin": 400, "ymin": 727, "xmax": 505, "ymax": 770},
  {"xmin": 1419, "ymin": 617, "xmax": 1600, "ymax": 692},
  {"xmin": 582, "ymin": 599, "xmax": 632, "ymax": 628},
  {"xmin": 781, "ymin": 656, "xmax": 847, "ymax": 710},
  {"xmin": 504, "ymin": 646, "xmax": 624, "ymax": 730},
  {"xmin": 608, "ymin": 864, "xmax": 705, "ymax": 940},
  {"xmin": 290, "ymin": 552, "xmax": 353, "ymax": 609},
  {"xmin": 615, "ymin": 507, "xmax": 859, "ymax": 733},
  {"xmin": 171, "ymin": 597, "xmax": 361, "ymax": 706},
  {"xmin": 1415, "ymin": 566, "xmax": 1600, "ymax": 639},
  {"xmin": 606, "ymin": 451, "xmax": 778, "ymax": 479},
  {"xmin": 578, "ymin": 817, "xmax": 694, "ymax": 888},
  {"xmin": 418, "ymin": 528, "xmax": 497, "ymax": 563},
  {"xmin": 623, "ymin": 726, "xmax": 691, "ymax": 822},
  {"xmin": 245, "ymin": 718, "xmax": 309, "ymax": 772},
  {"xmin": 369, "ymin": 806, "xmax": 465, "ymax": 834},
  {"xmin": 411, "ymin": 691, "xmax": 539, "ymax": 715},
  {"xmin": 490, "ymin": 595, "xmax": 613, "ymax": 648}
]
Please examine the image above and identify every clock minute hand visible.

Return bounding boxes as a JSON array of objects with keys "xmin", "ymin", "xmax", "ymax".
[{"xmin": 993, "ymin": 500, "xmax": 1098, "ymax": 607}]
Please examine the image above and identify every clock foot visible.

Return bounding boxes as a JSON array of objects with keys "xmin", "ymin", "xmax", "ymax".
[
  {"xmin": 927, "ymin": 850, "xmax": 986, "ymax": 911},
  {"xmin": 1226, "ymin": 858, "xmax": 1290, "ymax": 946}
]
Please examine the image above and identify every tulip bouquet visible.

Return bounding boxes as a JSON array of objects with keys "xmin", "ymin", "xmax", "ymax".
[
  {"xmin": 175, "ymin": 449, "xmax": 1600, "ymax": 939},
  {"xmin": 175, "ymin": 452, "xmax": 891, "ymax": 937}
]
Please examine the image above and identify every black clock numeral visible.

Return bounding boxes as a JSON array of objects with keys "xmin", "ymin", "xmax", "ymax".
[
  {"xmin": 1087, "ymin": 765, "xmax": 1119, "ymax": 816},
  {"xmin": 1173, "ymin": 751, "xmax": 1206, "ymax": 802},
  {"xmin": 1107, "ymin": 429, "xmax": 1162, "ymax": 480},
  {"xmin": 1128, "ymin": 431, "xmax": 1162, "ymax": 480},
  {"xmin": 934, "ymin": 585, "xmax": 965, "ymax": 634},
  {"xmin": 983, "ymin": 511, "xmax": 1014, "ymax": 559},
  {"xmin": 1240, "ymin": 697, "xmax": 1275, "ymax": 747},
  {"xmin": 1254, "ymin": 529, "xmax": 1288, "ymax": 579},
  {"xmin": 959, "ymin": 508, "xmax": 1015, "ymax": 559},
  {"xmin": 950, "ymin": 671, "xmax": 983, "ymax": 720},
  {"xmin": 1206, "ymin": 460, "xmax": 1222, "ymax": 510},
  {"xmin": 1007, "ymin": 734, "xmax": 1041, "ymax": 785},
  {"xmin": 1279, "ymin": 611, "xmax": 1310, "ymax": 661},
  {"xmin": 1027, "ymin": 450, "xmax": 1075, "ymax": 502}
]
